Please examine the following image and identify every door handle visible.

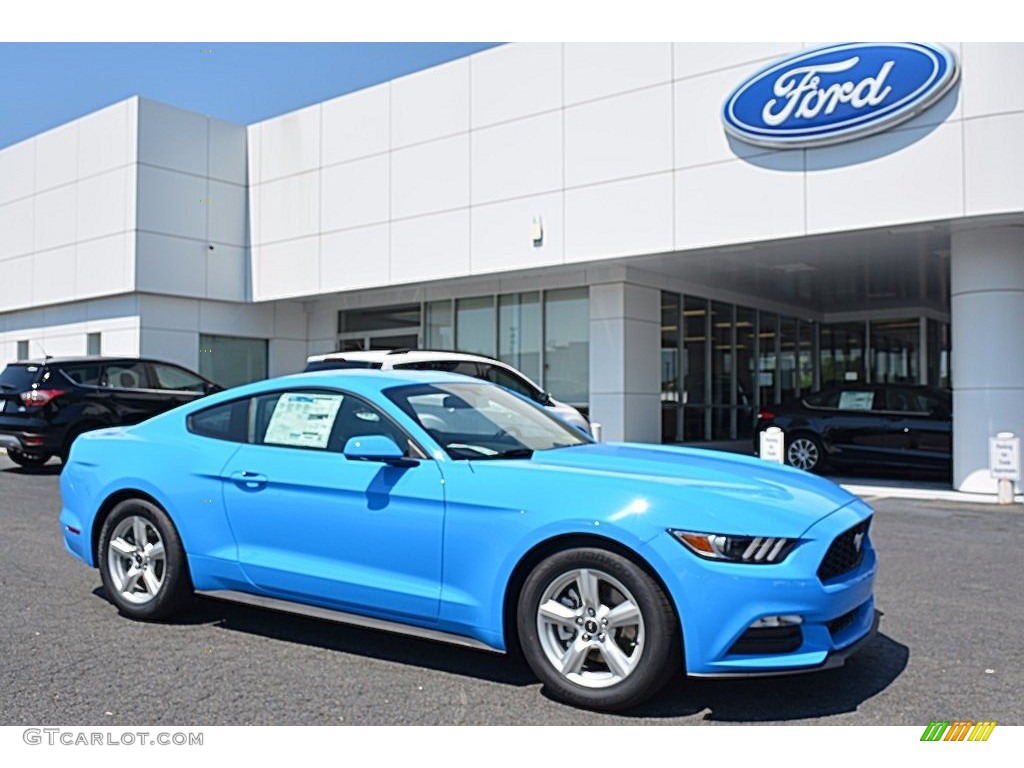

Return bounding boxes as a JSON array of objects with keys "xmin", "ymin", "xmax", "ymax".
[{"xmin": 229, "ymin": 471, "xmax": 268, "ymax": 489}]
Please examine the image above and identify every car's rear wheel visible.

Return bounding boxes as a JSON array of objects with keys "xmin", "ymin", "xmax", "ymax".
[
  {"xmin": 786, "ymin": 434, "xmax": 823, "ymax": 473},
  {"xmin": 6, "ymin": 449, "xmax": 51, "ymax": 467},
  {"xmin": 98, "ymin": 498, "xmax": 192, "ymax": 621},
  {"xmin": 516, "ymin": 547, "xmax": 677, "ymax": 711}
]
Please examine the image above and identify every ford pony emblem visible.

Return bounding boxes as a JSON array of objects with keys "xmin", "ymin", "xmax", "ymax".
[{"xmin": 722, "ymin": 43, "xmax": 959, "ymax": 149}]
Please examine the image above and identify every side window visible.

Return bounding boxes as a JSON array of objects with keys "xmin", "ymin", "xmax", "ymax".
[
  {"xmin": 60, "ymin": 364, "xmax": 103, "ymax": 386},
  {"xmin": 254, "ymin": 391, "xmax": 345, "ymax": 451},
  {"xmin": 481, "ymin": 364, "xmax": 538, "ymax": 399},
  {"xmin": 152, "ymin": 363, "xmax": 207, "ymax": 393},
  {"xmin": 188, "ymin": 399, "xmax": 251, "ymax": 442},
  {"xmin": 103, "ymin": 361, "xmax": 154, "ymax": 390},
  {"xmin": 837, "ymin": 390, "xmax": 875, "ymax": 411},
  {"xmin": 803, "ymin": 390, "xmax": 839, "ymax": 408}
]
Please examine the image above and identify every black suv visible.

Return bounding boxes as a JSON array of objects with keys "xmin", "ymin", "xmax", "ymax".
[{"xmin": 0, "ymin": 357, "xmax": 221, "ymax": 467}]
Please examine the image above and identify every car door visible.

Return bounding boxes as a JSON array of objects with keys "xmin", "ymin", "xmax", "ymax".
[
  {"xmin": 818, "ymin": 388, "xmax": 895, "ymax": 464},
  {"xmin": 98, "ymin": 360, "xmax": 173, "ymax": 424},
  {"xmin": 218, "ymin": 388, "xmax": 446, "ymax": 622},
  {"xmin": 885, "ymin": 387, "xmax": 952, "ymax": 469}
]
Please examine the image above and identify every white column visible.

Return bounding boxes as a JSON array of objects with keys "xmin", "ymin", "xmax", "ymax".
[
  {"xmin": 950, "ymin": 226, "xmax": 1024, "ymax": 492},
  {"xmin": 587, "ymin": 283, "xmax": 661, "ymax": 443}
]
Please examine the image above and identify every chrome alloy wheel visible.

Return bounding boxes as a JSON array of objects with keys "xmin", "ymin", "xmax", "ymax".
[
  {"xmin": 106, "ymin": 515, "xmax": 166, "ymax": 605},
  {"xmin": 787, "ymin": 437, "xmax": 820, "ymax": 471},
  {"xmin": 536, "ymin": 567, "xmax": 645, "ymax": 689}
]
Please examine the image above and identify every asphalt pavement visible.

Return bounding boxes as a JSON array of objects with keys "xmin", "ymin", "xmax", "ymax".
[{"xmin": 0, "ymin": 454, "xmax": 1020, "ymax": 725}]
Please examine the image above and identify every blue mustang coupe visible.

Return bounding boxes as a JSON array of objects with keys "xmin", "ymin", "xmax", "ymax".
[{"xmin": 60, "ymin": 370, "xmax": 877, "ymax": 711}]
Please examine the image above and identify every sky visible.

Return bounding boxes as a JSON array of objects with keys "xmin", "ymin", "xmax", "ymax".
[{"xmin": 0, "ymin": 42, "xmax": 501, "ymax": 149}]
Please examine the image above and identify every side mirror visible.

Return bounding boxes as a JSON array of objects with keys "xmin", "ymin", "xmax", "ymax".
[
  {"xmin": 204, "ymin": 382, "xmax": 222, "ymax": 395},
  {"xmin": 343, "ymin": 435, "xmax": 415, "ymax": 466},
  {"xmin": 536, "ymin": 391, "xmax": 554, "ymax": 406}
]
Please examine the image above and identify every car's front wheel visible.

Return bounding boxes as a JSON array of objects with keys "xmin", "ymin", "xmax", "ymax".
[
  {"xmin": 98, "ymin": 498, "xmax": 192, "ymax": 621},
  {"xmin": 517, "ymin": 547, "xmax": 678, "ymax": 711},
  {"xmin": 5, "ymin": 449, "xmax": 51, "ymax": 467}
]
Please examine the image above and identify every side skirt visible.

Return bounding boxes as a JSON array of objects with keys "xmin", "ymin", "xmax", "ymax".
[{"xmin": 195, "ymin": 589, "xmax": 503, "ymax": 654}]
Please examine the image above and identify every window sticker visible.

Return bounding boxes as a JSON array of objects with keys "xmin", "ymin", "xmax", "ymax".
[
  {"xmin": 264, "ymin": 393, "xmax": 343, "ymax": 449},
  {"xmin": 838, "ymin": 391, "xmax": 874, "ymax": 411}
]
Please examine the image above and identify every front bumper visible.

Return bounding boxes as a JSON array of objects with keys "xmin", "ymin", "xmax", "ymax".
[{"xmin": 645, "ymin": 499, "xmax": 878, "ymax": 677}]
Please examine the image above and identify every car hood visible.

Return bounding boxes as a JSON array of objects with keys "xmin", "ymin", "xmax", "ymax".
[{"xmin": 518, "ymin": 442, "xmax": 859, "ymax": 538}]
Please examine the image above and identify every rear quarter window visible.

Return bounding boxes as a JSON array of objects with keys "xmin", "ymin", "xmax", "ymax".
[{"xmin": 187, "ymin": 399, "xmax": 251, "ymax": 442}]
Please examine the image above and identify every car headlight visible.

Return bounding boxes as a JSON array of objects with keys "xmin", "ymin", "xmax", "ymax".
[{"xmin": 669, "ymin": 530, "xmax": 797, "ymax": 564}]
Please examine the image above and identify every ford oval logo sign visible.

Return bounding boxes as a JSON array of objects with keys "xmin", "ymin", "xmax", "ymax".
[{"xmin": 723, "ymin": 43, "xmax": 959, "ymax": 149}]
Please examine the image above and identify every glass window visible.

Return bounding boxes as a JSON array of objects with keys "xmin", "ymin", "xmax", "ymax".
[
  {"xmin": 104, "ymin": 361, "xmax": 154, "ymax": 390},
  {"xmin": 59, "ymin": 364, "xmax": 103, "ymax": 386},
  {"xmin": 479, "ymin": 363, "xmax": 542, "ymax": 401},
  {"xmin": 86, "ymin": 332, "xmax": 101, "ymax": 356},
  {"xmin": 328, "ymin": 395, "xmax": 410, "ymax": 454},
  {"xmin": 735, "ymin": 306, "xmax": 756, "ymax": 439},
  {"xmin": 543, "ymin": 288, "xmax": 589, "ymax": 406},
  {"xmin": 456, "ymin": 296, "xmax": 496, "ymax": 357},
  {"xmin": 16, "ymin": 340, "xmax": 29, "ymax": 360},
  {"xmin": 927, "ymin": 319, "xmax": 950, "ymax": 388},
  {"xmin": 757, "ymin": 312, "xmax": 778, "ymax": 407},
  {"xmin": 425, "ymin": 300, "xmax": 453, "ymax": 349},
  {"xmin": 779, "ymin": 316, "xmax": 798, "ymax": 402},
  {"xmin": 188, "ymin": 399, "xmax": 251, "ymax": 443},
  {"xmin": 871, "ymin": 318, "xmax": 919, "ymax": 384},
  {"xmin": 0, "ymin": 363, "xmax": 41, "ymax": 390},
  {"xmin": 803, "ymin": 390, "xmax": 840, "ymax": 409},
  {"xmin": 682, "ymin": 296, "xmax": 708, "ymax": 441},
  {"xmin": 498, "ymin": 292, "xmax": 541, "ymax": 384},
  {"xmin": 710, "ymin": 301, "xmax": 733, "ymax": 440},
  {"xmin": 661, "ymin": 292, "xmax": 681, "ymax": 443},
  {"xmin": 338, "ymin": 304, "xmax": 420, "ymax": 335},
  {"xmin": 199, "ymin": 334, "xmax": 267, "ymax": 389},
  {"xmin": 152, "ymin": 363, "xmax": 208, "ymax": 393},
  {"xmin": 798, "ymin": 320, "xmax": 814, "ymax": 392},
  {"xmin": 837, "ymin": 390, "xmax": 876, "ymax": 411},
  {"xmin": 820, "ymin": 322, "xmax": 865, "ymax": 386},
  {"xmin": 253, "ymin": 391, "xmax": 345, "ymax": 451}
]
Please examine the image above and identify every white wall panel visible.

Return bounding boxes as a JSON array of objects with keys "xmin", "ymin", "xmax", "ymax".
[
  {"xmin": 34, "ymin": 122, "xmax": 78, "ymax": 192},
  {"xmin": 0, "ymin": 255, "xmax": 33, "ymax": 310},
  {"xmin": 673, "ymin": 42, "xmax": 801, "ymax": 80},
  {"xmin": 139, "ymin": 295, "xmax": 200, "ymax": 331},
  {"xmin": 77, "ymin": 166, "xmax": 130, "ymax": 242},
  {"xmin": 246, "ymin": 124, "xmax": 262, "ymax": 187},
  {"xmin": 272, "ymin": 301, "xmax": 307, "ymax": 340},
  {"xmin": 389, "ymin": 209, "xmax": 470, "ymax": 284},
  {"xmin": 78, "ymin": 100, "xmax": 135, "ymax": 179},
  {"xmin": 565, "ymin": 174, "xmax": 673, "ymax": 262},
  {"xmin": 31, "ymin": 245, "xmax": 75, "ymax": 307},
  {"xmin": 205, "ymin": 243, "xmax": 247, "ymax": 302},
  {"xmin": 140, "ymin": 327, "xmax": 199, "ymax": 369},
  {"xmin": 134, "ymin": 232, "xmax": 205, "ymax": 297},
  {"xmin": 33, "ymin": 184, "xmax": 77, "ymax": 253},
  {"xmin": 390, "ymin": 134, "xmax": 469, "ymax": 219},
  {"xmin": 564, "ymin": 43, "xmax": 671, "ymax": 105},
  {"xmin": 320, "ymin": 224, "xmax": 390, "ymax": 292},
  {"xmin": 961, "ymin": 43, "xmax": 1024, "ymax": 118},
  {"xmin": 137, "ymin": 99, "xmax": 208, "ymax": 176},
  {"xmin": 322, "ymin": 83, "xmax": 390, "ymax": 166},
  {"xmin": 136, "ymin": 165, "xmax": 207, "ymax": 241},
  {"xmin": 470, "ymin": 192, "xmax": 564, "ymax": 275},
  {"xmin": 97, "ymin": 326, "xmax": 140, "ymax": 356},
  {"xmin": 471, "ymin": 111, "xmax": 562, "ymax": 205},
  {"xmin": 253, "ymin": 236, "xmax": 319, "ymax": 300},
  {"xmin": 964, "ymin": 113, "xmax": 1024, "ymax": 216},
  {"xmin": 675, "ymin": 156, "xmax": 805, "ymax": 248},
  {"xmin": 806, "ymin": 122, "xmax": 964, "ymax": 233},
  {"xmin": 207, "ymin": 180, "xmax": 247, "ymax": 246},
  {"xmin": 565, "ymin": 86, "xmax": 673, "ymax": 188},
  {"xmin": 470, "ymin": 43, "xmax": 562, "ymax": 128},
  {"xmin": 207, "ymin": 118, "xmax": 247, "ymax": 186},
  {"xmin": 76, "ymin": 233, "xmax": 133, "ymax": 299},
  {"xmin": 321, "ymin": 154, "xmax": 390, "ymax": 232},
  {"xmin": 0, "ymin": 140, "xmax": 35, "ymax": 205},
  {"xmin": 391, "ymin": 58, "xmax": 469, "ymax": 148},
  {"xmin": 0, "ymin": 197, "xmax": 35, "ymax": 260},
  {"xmin": 257, "ymin": 104, "xmax": 321, "ymax": 182},
  {"xmin": 198, "ymin": 299, "xmax": 274, "ymax": 337},
  {"xmin": 254, "ymin": 171, "xmax": 319, "ymax": 244}
]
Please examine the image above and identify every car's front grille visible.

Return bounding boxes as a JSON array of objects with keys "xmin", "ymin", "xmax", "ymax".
[
  {"xmin": 728, "ymin": 625, "xmax": 803, "ymax": 655},
  {"xmin": 817, "ymin": 518, "xmax": 871, "ymax": 582}
]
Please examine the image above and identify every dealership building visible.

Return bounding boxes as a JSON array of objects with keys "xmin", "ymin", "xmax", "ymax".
[{"xmin": 0, "ymin": 42, "xmax": 1021, "ymax": 492}]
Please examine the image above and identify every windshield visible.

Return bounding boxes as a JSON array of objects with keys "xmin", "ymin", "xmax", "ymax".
[{"xmin": 385, "ymin": 382, "xmax": 590, "ymax": 460}]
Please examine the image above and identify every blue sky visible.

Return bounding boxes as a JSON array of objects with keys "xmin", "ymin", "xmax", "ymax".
[{"xmin": 0, "ymin": 42, "xmax": 501, "ymax": 149}]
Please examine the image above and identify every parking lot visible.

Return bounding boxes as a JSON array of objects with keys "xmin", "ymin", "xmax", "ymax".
[{"xmin": 0, "ymin": 453, "xmax": 1021, "ymax": 726}]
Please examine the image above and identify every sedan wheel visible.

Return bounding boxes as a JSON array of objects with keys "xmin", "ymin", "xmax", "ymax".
[
  {"xmin": 786, "ymin": 436, "xmax": 822, "ymax": 472},
  {"xmin": 517, "ymin": 548, "xmax": 677, "ymax": 711},
  {"xmin": 98, "ymin": 499, "xmax": 192, "ymax": 620}
]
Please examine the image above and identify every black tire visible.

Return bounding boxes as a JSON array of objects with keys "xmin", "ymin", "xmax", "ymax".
[
  {"xmin": 97, "ymin": 498, "xmax": 193, "ymax": 621},
  {"xmin": 516, "ymin": 547, "xmax": 678, "ymax": 711},
  {"xmin": 785, "ymin": 433, "xmax": 824, "ymax": 473},
  {"xmin": 6, "ymin": 449, "xmax": 51, "ymax": 467}
]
